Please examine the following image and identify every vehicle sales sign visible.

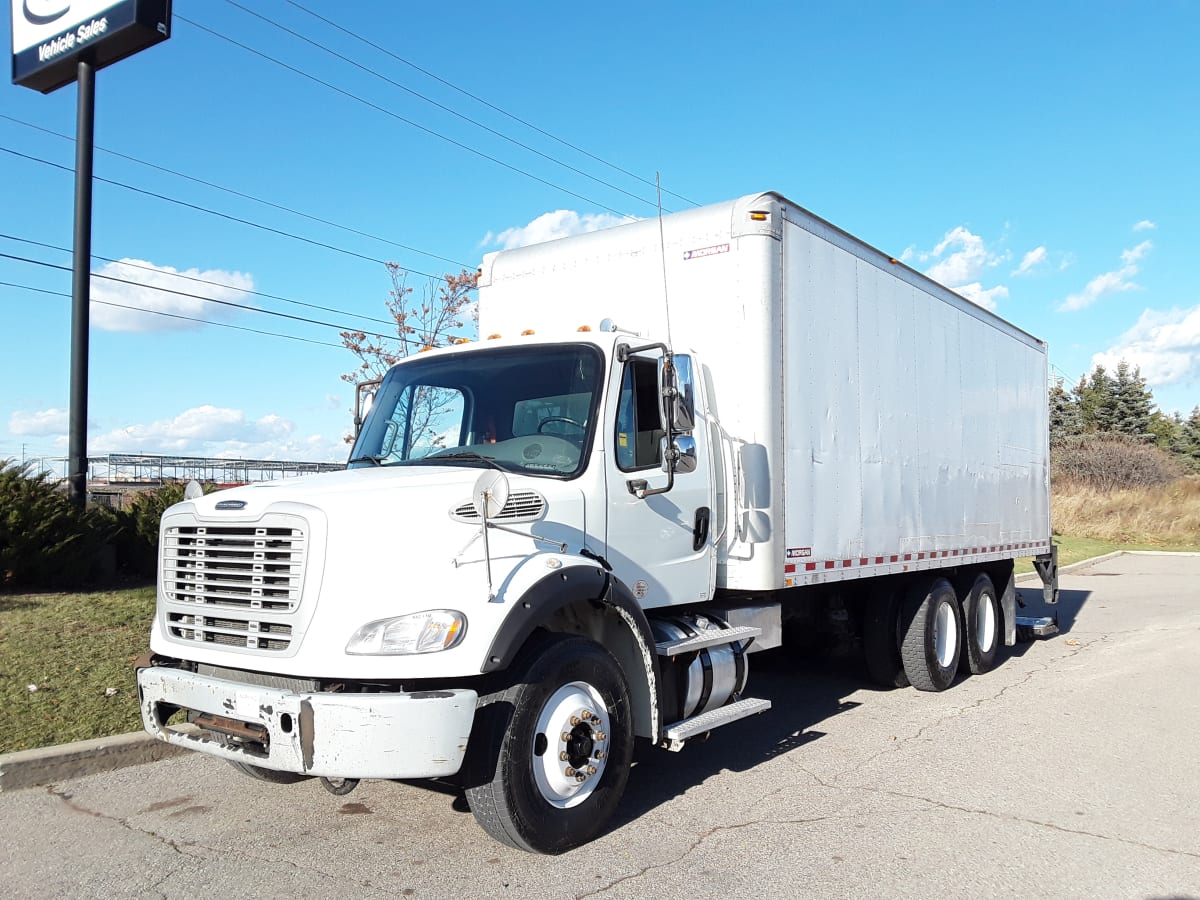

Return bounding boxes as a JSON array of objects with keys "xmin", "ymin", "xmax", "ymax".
[{"xmin": 11, "ymin": 0, "xmax": 171, "ymax": 93}]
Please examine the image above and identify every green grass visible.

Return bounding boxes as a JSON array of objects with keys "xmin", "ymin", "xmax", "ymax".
[
  {"xmin": 1015, "ymin": 535, "xmax": 1199, "ymax": 574},
  {"xmin": 0, "ymin": 587, "xmax": 155, "ymax": 754},
  {"xmin": 5, "ymin": 532, "xmax": 1200, "ymax": 752}
]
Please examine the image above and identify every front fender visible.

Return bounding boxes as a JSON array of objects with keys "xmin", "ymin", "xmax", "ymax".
[{"xmin": 482, "ymin": 562, "xmax": 664, "ymax": 741}]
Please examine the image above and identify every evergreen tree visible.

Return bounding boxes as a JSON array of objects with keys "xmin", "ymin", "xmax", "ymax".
[
  {"xmin": 1110, "ymin": 360, "xmax": 1154, "ymax": 440},
  {"xmin": 1049, "ymin": 379, "xmax": 1081, "ymax": 442},
  {"xmin": 1074, "ymin": 365, "xmax": 1115, "ymax": 433}
]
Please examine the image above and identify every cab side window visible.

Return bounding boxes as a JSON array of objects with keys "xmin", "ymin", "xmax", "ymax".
[{"xmin": 615, "ymin": 358, "xmax": 662, "ymax": 471}]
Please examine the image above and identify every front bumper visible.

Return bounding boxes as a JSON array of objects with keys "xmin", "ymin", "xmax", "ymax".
[{"xmin": 137, "ymin": 667, "xmax": 477, "ymax": 779}]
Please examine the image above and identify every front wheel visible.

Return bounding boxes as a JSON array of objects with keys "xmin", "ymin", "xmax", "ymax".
[{"xmin": 465, "ymin": 634, "xmax": 634, "ymax": 853}]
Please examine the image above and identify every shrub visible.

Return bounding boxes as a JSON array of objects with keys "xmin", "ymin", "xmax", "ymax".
[
  {"xmin": 1051, "ymin": 434, "xmax": 1185, "ymax": 491},
  {"xmin": 0, "ymin": 460, "xmax": 116, "ymax": 590}
]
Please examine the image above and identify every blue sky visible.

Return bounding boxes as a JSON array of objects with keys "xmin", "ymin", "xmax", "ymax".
[{"xmin": 2, "ymin": 1, "xmax": 1198, "ymax": 469}]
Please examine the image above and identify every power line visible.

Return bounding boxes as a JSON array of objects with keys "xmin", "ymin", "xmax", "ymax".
[
  {"xmin": 222, "ymin": 0, "xmax": 665, "ymax": 213},
  {"xmin": 0, "ymin": 112, "xmax": 472, "ymax": 271},
  {"xmin": 0, "ymin": 144, "xmax": 452, "ymax": 280},
  {"xmin": 0, "ymin": 279, "xmax": 346, "ymax": 349},
  {"xmin": 0, "ymin": 232, "xmax": 402, "ymax": 330},
  {"xmin": 175, "ymin": 13, "xmax": 636, "ymax": 219},
  {"xmin": 284, "ymin": 0, "xmax": 700, "ymax": 209},
  {"xmin": 1, "ymin": 250, "xmax": 411, "ymax": 344}
]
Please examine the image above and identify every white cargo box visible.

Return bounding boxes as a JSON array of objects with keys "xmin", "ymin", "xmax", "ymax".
[{"xmin": 479, "ymin": 191, "xmax": 1051, "ymax": 592}]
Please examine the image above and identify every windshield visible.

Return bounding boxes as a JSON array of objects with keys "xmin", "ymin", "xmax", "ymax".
[{"xmin": 348, "ymin": 343, "xmax": 605, "ymax": 478}]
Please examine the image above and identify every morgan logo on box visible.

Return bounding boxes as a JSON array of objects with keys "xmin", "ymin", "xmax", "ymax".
[{"xmin": 786, "ymin": 547, "xmax": 812, "ymax": 559}]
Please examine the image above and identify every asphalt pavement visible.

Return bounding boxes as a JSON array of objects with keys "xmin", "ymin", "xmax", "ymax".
[{"xmin": 1, "ymin": 552, "xmax": 1198, "ymax": 899}]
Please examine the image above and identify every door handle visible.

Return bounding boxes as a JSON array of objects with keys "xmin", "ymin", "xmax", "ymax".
[{"xmin": 692, "ymin": 507, "xmax": 711, "ymax": 551}]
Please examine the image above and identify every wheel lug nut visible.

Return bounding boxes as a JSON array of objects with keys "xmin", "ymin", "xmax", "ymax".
[
  {"xmin": 561, "ymin": 732, "xmax": 571, "ymax": 742},
  {"xmin": 570, "ymin": 716, "xmax": 581, "ymax": 726},
  {"xmin": 581, "ymin": 710, "xmax": 594, "ymax": 720},
  {"xmin": 559, "ymin": 751, "xmax": 570, "ymax": 761},
  {"xmin": 595, "ymin": 732, "xmax": 606, "ymax": 741},
  {"xmin": 565, "ymin": 767, "xmax": 576, "ymax": 776},
  {"xmin": 575, "ymin": 774, "xmax": 587, "ymax": 783},
  {"xmin": 587, "ymin": 765, "xmax": 597, "ymax": 775},
  {"xmin": 595, "ymin": 750, "xmax": 606, "ymax": 759}
]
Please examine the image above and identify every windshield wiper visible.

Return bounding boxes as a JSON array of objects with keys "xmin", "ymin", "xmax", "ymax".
[
  {"xmin": 347, "ymin": 454, "xmax": 386, "ymax": 466},
  {"xmin": 417, "ymin": 450, "xmax": 509, "ymax": 471}
]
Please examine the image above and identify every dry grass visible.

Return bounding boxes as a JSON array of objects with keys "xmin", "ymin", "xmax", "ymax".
[{"xmin": 1052, "ymin": 476, "xmax": 1200, "ymax": 547}]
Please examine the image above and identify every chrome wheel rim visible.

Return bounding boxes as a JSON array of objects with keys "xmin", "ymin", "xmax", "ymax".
[{"xmin": 532, "ymin": 681, "xmax": 610, "ymax": 809}]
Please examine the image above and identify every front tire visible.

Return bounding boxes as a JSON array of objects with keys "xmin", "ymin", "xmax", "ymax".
[
  {"xmin": 465, "ymin": 634, "xmax": 634, "ymax": 853},
  {"xmin": 900, "ymin": 577, "xmax": 962, "ymax": 692},
  {"xmin": 227, "ymin": 761, "xmax": 310, "ymax": 784}
]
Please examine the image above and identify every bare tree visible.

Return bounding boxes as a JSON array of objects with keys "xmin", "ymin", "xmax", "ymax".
[{"xmin": 341, "ymin": 264, "xmax": 479, "ymax": 446}]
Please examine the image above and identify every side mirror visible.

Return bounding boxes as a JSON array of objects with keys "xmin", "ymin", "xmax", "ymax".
[
  {"xmin": 354, "ymin": 378, "xmax": 382, "ymax": 436},
  {"xmin": 658, "ymin": 353, "xmax": 696, "ymax": 433}
]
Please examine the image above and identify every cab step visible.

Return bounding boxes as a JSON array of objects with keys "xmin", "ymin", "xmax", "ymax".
[
  {"xmin": 1015, "ymin": 615, "xmax": 1059, "ymax": 640},
  {"xmin": 661, "ymin": 697, "xmax": 771, "ymax": 751},
  {"xmin": 655, "ymin": 625, "xmax": 761, "ymax": 657}
]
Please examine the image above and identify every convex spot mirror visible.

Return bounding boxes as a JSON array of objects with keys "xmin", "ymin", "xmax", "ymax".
[
  {"xmin": 658, "ymin": 353, "xmax": 696, "ymax": 433},
  {"xmin": 660, "ymin": 434, "xmax": 698, "ymax": 474}
]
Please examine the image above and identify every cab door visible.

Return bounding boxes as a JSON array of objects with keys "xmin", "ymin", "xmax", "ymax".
[{"xmin": 604, "ymin": 351, "xmax": 715, "ymax": 609}]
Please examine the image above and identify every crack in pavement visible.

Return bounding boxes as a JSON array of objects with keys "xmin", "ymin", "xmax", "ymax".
[
  {"xmin": 825, "ymin": 635, "xmax": 1099, "ymax": 785},
  {"xmin": 47, "ymin": 785, "xmax": 202, "ymax": 859},
  {"xmin": 46, "ymin": 785, "xmax": 378, "ymax": 892},
  {"xmin": 575, "ymin": 814, "xmax": 837, "ymax": 900},
  {"xmin": 858, "ymin": 785, "xmax": 1200, "ymax": 861}
]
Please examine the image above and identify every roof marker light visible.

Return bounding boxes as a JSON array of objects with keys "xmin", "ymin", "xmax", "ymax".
[
  {"xmin": 577, "ymin": 325, "xmax": 592, "ymax": 332},
  {"xmin": 521, "ymin": 329, "xmax": 536, "ymax": 336},
  {"xmin": 749, "ymin": 210, "xmax": 769, "ymax": 221},
  {"xmin": 487, "ymin": 333, "xmax": 502, "ymax": 340}
]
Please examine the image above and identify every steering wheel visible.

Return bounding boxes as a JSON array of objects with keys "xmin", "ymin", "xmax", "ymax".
[{"xmin": 537, "ymin": 416, "xmax": 586, "ymax": 436}]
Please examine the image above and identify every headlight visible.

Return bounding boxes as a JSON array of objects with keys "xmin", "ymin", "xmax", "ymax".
[{"xmin": 345, "ymin": 610, "xmax": 467, "ymax": 655}]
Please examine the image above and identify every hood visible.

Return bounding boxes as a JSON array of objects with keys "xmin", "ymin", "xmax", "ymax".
[{"xmin": 153, "ymin": 464, "xmax": 589, "ymax": 678}]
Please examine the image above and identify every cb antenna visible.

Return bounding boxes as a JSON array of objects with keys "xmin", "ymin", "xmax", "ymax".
[{"xmin": 656, "ymin": 172, "xmax": 674, "ymax": 349}]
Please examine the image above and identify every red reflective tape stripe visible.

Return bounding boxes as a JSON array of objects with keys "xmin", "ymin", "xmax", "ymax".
[
  {"xmin": 859, "ymin": 558, "xmax": 869, "ymax": 566},
  {"xmin": 875, "ymin": 556, "xmax": 884, "ymax": 564},
  {"xmin": 785, "ymin": 564, "xmax": 796, "ymax": 574},
  {"xmin": 824, "ymin": 561, "xmax": 835, "ymax": 569},
  {"xmin": 806, "ymin": 562, "xmax": 816, "ymax": 571},
  {"xmin": 890, "ymin": 555, "xmax": 899, "ymax": 562}
]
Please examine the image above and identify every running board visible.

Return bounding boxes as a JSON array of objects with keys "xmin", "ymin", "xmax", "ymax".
[
  {"xmin": 661, "ymin": 697, "xmax": 771, "ymax": 751},
  {"xmin": 1015, "ymin": 615, "xmax": 1059, "ymax": 640},
  {"xmin": 655, "ymin": 625, "xmax": 761, "ymax": 657}
]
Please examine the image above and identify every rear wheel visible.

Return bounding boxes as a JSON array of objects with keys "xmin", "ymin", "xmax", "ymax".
[
  {"xmin": 960, "ymin": 573, "xmax": 1000, "ymax": 674},
  {"xmin": 900, "ymin": 577, "xmax": 962, "ymax": 692},
  {"xmin": 465, "ymin": 634, "xmax": 633, "ymax": 853},
  {"xmin": 863, "ymin": 585, "xmax": 910, "ymax": 688}
]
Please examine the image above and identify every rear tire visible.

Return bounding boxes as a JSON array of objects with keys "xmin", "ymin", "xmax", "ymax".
[
  {"xmin": 863, "ymin": 585, "xmax": 910, "ymax": 688},
  {"xmin": 464, "ymin": 634, "xmax": 634, "ymax": 853},
  {"xmin": 900, "ymin": 577, "xmax": 962, "ymax": 692},
  {"xmin": 960, "ymin": 573, "xmax": 1000, "ymax": 675},
  {"xmin": 228, "ymin": 761, "xmax": 310, "ymax": 784}
]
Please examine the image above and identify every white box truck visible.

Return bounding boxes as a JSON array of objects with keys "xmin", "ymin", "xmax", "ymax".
[{"xmin": 137, "ymin": 191, "xmax": 1058, "ymax": 853}]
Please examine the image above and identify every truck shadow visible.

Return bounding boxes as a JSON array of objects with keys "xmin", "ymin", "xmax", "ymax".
[
  {"xmin": 1015, "ymin": 585, "xmax": 1091, "ymax": 636},
  {"xmin": 611, "ymin": 647, "xmax": 866, "ymax": 829}
]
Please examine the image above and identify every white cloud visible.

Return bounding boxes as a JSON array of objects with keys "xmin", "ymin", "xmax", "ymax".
[
  {"xmin": 91, "ymin": 405, "xmax": 296, "ymax": 455},
  {"xmin": 1092, "ymin": 306, "xmax": 1200, "ymax": 387},
  {"xmin": 1060, "ymin": 240, "xmax": 1152, "ymax": 312},
  {"xmin": 1133, "ymin": 219, "xmax": 1157, "ymax": 232},
  {"xmin": 1013, "ymin": 246, "xmax": 1048, "ymax": 277},
  {"xmin": 9, "ymin": 408, "xmax": 68, "ymax": 436},
  {"xmin": 912, "ymin": 226, "xmax": 1009, "ymax": 310},
  {"xmin": 90, "ymin": 259, "xmax": 255, "ymax": 332},
  {"xmin": 482, "ymin": 210, "xmax": 635, "ymax": 250},
  {"xmin": 950, "ymin": 283, "xmax": 1009, "ymax": 311}
]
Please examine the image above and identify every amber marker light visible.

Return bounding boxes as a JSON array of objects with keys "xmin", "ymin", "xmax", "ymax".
[
  {"xmin": 749, "ymin": 210, "xmax": 769, "ymax": 221},
  {"xmin": 577, "ymin": 325, "xmax": 592, "ymax": 332},
  {"xmin": 521, "ymin": 329, "xmax": 536, "ymax": 335},
  {"xmin": 487, "ymin": 333, "xmax": 502, "ymax": 340}
]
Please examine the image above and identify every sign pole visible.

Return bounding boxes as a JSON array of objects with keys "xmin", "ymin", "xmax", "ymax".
[{"xmin": 68, "ymin": 57, "xmax": 95, "ymax": 508}]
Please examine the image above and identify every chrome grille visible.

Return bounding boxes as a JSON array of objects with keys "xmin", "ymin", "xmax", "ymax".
[
  {"xmin": 163, "ymin": 523, "xmax": 305, "ymax": 610},
  {"xmin": 451, "ymin": 489, "xmax": 546, "ymax": 523},
  {"xmin": 168, "ymin": 612, "xmax": 293, "ymax": 652}
]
